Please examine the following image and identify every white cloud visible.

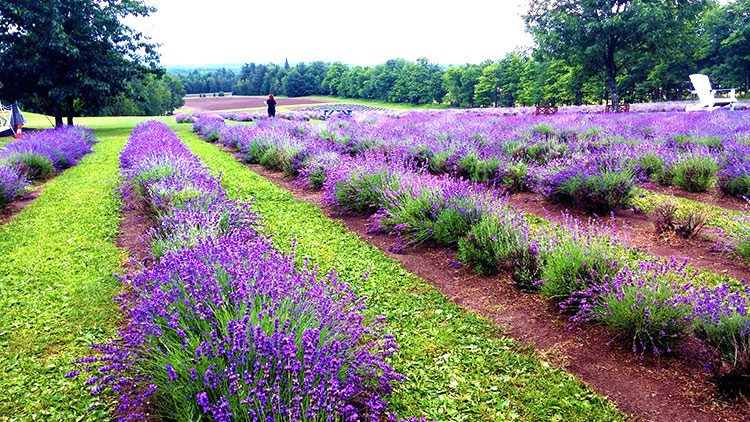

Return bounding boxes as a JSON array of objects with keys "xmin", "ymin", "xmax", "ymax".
[{"xmin": 125, "ymin": 0, "xmax": 533, "ymax": 66}]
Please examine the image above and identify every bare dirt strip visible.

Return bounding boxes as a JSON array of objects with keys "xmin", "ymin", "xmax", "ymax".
[
  {"xmin": 0, "ymin": 180, "xmax": 51, "ymax": 228},
  {"xmin": 210, "ymin": 144, "xmax": 748, "ymax": 422},
  {"xmin": 181, "ymin": 96, "xmax": 333, "ymax": 112}
]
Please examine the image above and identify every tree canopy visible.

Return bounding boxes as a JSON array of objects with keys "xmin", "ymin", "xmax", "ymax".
[
  {"xmin": 0, "ymin": 0, "xmax": 158, "ymax": 125},
  {"xmin": 524, "ymin": 0, "xmax": 709, "ymax": 107}
]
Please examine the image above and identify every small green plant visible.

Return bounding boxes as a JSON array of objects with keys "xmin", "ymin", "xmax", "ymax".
[
  {"xmin": 259, "ymin": 146, "xmax": 288, "ymax": 172},
  {"xmin": 240, "ymin": 141, "xmax": 270, "ymax": 164},
  {"xmin": 530, "ymin": 123, "xmax": 555, "ymax": 141},
  {"xmin": 719, "ymin": 173, "xmax": 750, "ymax": 198},
  {"xmin": 457, "ymin": 214, "xmax": 540, "ymax": 288},
  {"xmin": 551, "ymin": 168, "xmax": 637, "ymax": 213},
  {"xmin": 470, "ymin": 158, "xmax": 502, "ymax": 184},
  {"xmin": 671, "ymin": 156, "xmax": 719, "ymax": 192},
  {"xmin": 501, "ymin": 162, "xmax": 532, "ymax": 193},
  {"xmin": 595, "ymin": 276, "xmax": 692, "ymax": 355},
  {"xmin": 457, "ymin": 216, "xmax": 515, "ymax": 274},
  {"xmin": 334, "ymin": 171, "xmax": 400, "ymax": 214},
  {"xmin": 637, "ymin": 152, "xmax": 666, "ymax": 180},
  {"xmin": 540, "ymin": 237, "xmax": 623, "ymax": 306},
  {"xmin": 428, "ymin": 151, "xmax": 452, "ymax": 174},
  {"xmin": 131, "ymin": 162, "xmax": 179, "ymax": 199},
  {"xmin": 6, "ymin": 153, "xmax": 55, "ymax": 180}
]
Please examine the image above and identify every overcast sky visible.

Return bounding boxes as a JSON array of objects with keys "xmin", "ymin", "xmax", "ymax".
[{"xmin": 125, "ymin": 0, "xmax": 533, "ymax": 67}]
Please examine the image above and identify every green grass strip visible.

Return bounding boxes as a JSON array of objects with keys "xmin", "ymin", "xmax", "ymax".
[
  {"xmin": 0, "ymin": 130, "xmax": 128, "ymax": 421},
  {"xmin": 631, "ymin": 189, "xmax": 747, "ymax": 235},
  {"xmin": 173, "ymin": 125, "xmax": 625, "ymax": 421}
]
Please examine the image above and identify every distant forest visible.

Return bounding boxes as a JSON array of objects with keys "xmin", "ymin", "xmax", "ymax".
[{"xmin": 174, "ymin": 0, "xmax": 749, "ymax": 108}]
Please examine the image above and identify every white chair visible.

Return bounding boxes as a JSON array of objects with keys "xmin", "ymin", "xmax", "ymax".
[{"xmin": 686, "ymin": 73, "xmax": 737, "ymax": 112}]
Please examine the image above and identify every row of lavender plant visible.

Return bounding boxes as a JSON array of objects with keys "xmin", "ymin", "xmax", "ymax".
[
  {"xmin": 202, "ymin": 109, "xmax": 750, "ymax": 210},
  {"xmin": 188, "ymin": 114, "xmax": 750, "ymax": 385},
  {"xmin": 72, "ymin": 120, "xmax": 416, "ymax": 421},
  {"xmin": 0, "ymin": 126, "xmax": 97, "ymax": 208}
]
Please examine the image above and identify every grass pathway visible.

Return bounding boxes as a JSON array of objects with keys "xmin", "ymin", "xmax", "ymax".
[
  {"xmin": 173, "ymin": 125, "xmax": 625, "ymax": 421},
  {"xmin": 0, "ymin": 129, "xmax": 128, "ymax": 421}
]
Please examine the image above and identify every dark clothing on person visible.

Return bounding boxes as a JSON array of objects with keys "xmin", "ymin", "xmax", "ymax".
[{"xmin": 266, "ymin": 99, "xmax": 277, "ymax": 117}]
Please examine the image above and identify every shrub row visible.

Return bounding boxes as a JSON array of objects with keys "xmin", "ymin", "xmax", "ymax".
[
  {"xmin": 0, "ymin": 126, "xmax": 97, "ymax": 208},
  {"xmin": 73, "ymin": 121, "xmax": 415, "ymax": 421}
]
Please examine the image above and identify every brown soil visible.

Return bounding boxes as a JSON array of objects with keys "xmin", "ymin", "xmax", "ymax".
[
  {"xmin": 503, "ymin": 192, "xmax": 750, "ymax": 283},
  {"xmin": 232, "ymin": 157, "xmax": 750, "ymax": 422},
  {"xmin": 116, "ymin": 188, "xmax": 155, "ymax": 270},
  {"xmin": 0, "ymin": 181, "xmax": 49, "ymax": 228},
  {"xmin": 643, "ymin": 183, "xmax": 750, "ymax": 213},
  {"xmin": 113, "ymin": 187, "xmax": 160, "ymax": 421},
  {"xmin": 182, "ymin": 96, "xmax": 333, "ymax": 112}
]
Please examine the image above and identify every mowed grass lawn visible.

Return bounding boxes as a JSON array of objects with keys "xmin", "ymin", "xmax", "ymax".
[{"xmin": 0, "ymin": 115, "xmax": 169, "ymax": 421}]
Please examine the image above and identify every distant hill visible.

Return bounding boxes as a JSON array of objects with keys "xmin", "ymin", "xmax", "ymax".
[{"xmin": 166, "ymin": 64, "xmax": 244, "ymax": 75}]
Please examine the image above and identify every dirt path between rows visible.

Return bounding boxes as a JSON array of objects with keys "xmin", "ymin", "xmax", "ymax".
[
  {"xmin": 218, "ymin": 149, "xmax": 749, "ymax": 422},
  {"xmin": 0, "ymin": 181, "xmax": 50, "ymax": 228}
]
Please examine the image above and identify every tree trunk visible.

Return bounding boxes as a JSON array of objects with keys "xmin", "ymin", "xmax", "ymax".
[
  {"xmin": 66, "ymin": 98, "xmax": 74, "ymax": 126},
  {"xmin": 54, "ymin": 103, "xmax": 63, "ymax": 128},
  {"xmin": 606, "ymin": 67, "xmax": 619, "ymax": 111},
  {"xmin": 605, "ymin": 48, "xmax": 619, "ymax": 111}
]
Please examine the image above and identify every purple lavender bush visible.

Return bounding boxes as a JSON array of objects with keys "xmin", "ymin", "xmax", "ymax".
[
  {"xmin": 174, "ymin": 112, "xmax": 193, "ymax": 124},
  {"xmin": 585, "ymin": 259, "xmax": 695, "ymax": 356},
  {"xmin": 692, "ymin": 283, "xmax": 750, "ymax": 374},
  {"xmin": 75, "ymin": 121, "xmax": 405, "ymax": 421},
  {"xmin": 192, "ymin": 114, "xmax": 225, "ymax": 141},
  {"xmin": 0, "ymin": 165, "xmax": 28, "ymax": 208},
  {"xmin": 0, "ymin": 126, "xmax": 95, "ymax": 179}
]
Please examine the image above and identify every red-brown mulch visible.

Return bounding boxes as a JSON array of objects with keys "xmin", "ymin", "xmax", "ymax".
[
  {"xmin": 232, "ymin": 157, "xmax": 749, "ymax": 422},
  {"xmin": 0, "ymin": 181, "xmax": 49, "ymax": 228},
  {"xmin": 182, "ymin": 96, "xmax": 333, "ymax": 112},
  {"xmin": 116, "ymin": 187, "xmax": 155, "ymax": 269},
  {"xmin": 112, "ymin": 187, "xmax": 160, "ymax": 421}
]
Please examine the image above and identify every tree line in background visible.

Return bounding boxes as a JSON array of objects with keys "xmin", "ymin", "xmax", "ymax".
[{"xmin": 178, "ymin": 0, "xmax": 749, "ymax": 108}]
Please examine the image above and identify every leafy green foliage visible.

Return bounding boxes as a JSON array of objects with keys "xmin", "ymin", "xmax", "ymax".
[
  {"xmin": 4, "ymin": 153, "xmax": 54, "ymax": 180},
  {"xmin": 539, "ymin": 237, "xmax": 623, "ymax": 305},
  {"xmin": 0, "ymin": 0, "xmax": 159, "ymax": 125},
  {"xmin": 334, "ymin": 171, "xmax": 400, "ymax": 214},
  {"xmin": 671, "ymin": 156, "xmax": 719, "ymax": 192},
  {"xmin": 457, "ymin": 215, "xmax": 540, "ymax": 289}
]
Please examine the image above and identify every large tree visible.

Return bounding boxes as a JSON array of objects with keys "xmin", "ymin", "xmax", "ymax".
[
  {"xmin": 0, "ymin": 0, "xmax": 158, "ymax": 126},
  {"xmin": 699, "ymin": 0, "xmax": 750, "ymax": 93},
  {"xmin": 524, "ymin": 0, "xmax": 708, "ymax": 108}
]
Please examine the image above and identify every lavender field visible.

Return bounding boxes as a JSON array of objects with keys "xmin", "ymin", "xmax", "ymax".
[
  {"xmin": 1, "ymin": 109, "xmax": 749, "ymax": 421},
  {"xmin": 185, "ymin": 107, "xmax": 750, "ymax": 416}
]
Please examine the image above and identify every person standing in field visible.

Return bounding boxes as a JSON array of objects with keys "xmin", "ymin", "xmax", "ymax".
[{"xmin": 265, "ymin": 94, "xmax": 277, "ymax": 118}]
